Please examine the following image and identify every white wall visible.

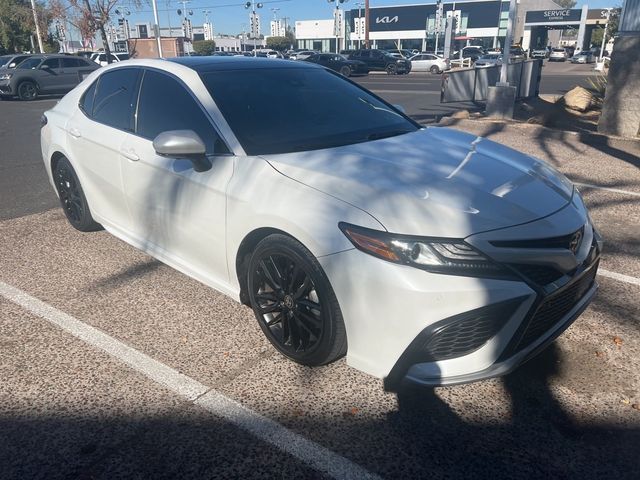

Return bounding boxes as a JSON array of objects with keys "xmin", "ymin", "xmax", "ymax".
[{"xmin": 295, "ymin": 19, "xmax": 335, "ymax": 39}]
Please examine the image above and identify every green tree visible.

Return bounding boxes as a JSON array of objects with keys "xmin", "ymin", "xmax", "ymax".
[
  {"xmin": 266, "ymin": 36, "xmax": 291, "ymax": 52},
  {"xmin": 589, "ymin": 8, "xmax": 620, "ymax": 48},
  {"xmin": 553, "ymin": 0, "xmax": 577, "ymax": 8},
  {"xmin": 193, "ymin": 40, "xmax": 216, "ymax": 56},
  {"xmin": 0, "ymin": 0, "xmax": 52, "ymax": 53}
]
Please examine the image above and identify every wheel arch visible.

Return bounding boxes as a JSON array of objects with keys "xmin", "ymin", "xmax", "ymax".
[{"xmin": 235, "ymin": 227, "xmax": 302, "ymax": 306}]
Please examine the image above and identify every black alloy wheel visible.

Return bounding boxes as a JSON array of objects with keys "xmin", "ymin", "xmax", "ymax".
[
  {"xmin": 386, "ymin": 64, "xmax": 397, "ymax": 75},
  {"xmin": 247, "ymin": 234, "xmax": 347, "ymax": 366},
  {"xmin": 53, "ymin": 157, "xmax": 102, "ymax": 232},
  {"xmin": 340, "ymin": 65, "xmax": 352, "ymax": 77},
  {"xmin": 18, "ymin": 81, "xmax": 38, "ymax": 101}
]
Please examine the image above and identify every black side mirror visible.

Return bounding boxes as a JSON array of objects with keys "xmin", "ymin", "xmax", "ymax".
[{"xmin": 153, "ymin": 130, "xmax": 211, "ymax": 172}]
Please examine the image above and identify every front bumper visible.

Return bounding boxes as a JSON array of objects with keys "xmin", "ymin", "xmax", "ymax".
[
  {"xmin": 319, "ymin": 196, "xmax": 600, "ymax": 387},
  {"xmin": 0, "ymin": 79, "xmax": 13, "ymax": 95}
]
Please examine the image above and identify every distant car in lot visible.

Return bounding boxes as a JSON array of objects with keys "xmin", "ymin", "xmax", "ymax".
[
  {"xmin": 90, "ymin": 52, "xmax": 129, "ymax": 66},
  {"xmin": 347, "ymin": 49, "xmax": 411, "ymax": 75},
  {"xmin": 549, "ymin": 48, "xmax": 568, "ymax": 62},
  {"xmin": 474, "ymin": 53, "xmax": 503, "ymax": 68},
  {"xmin": 41, "ymin": 57, "xmax": 601, "ymax": 388},
  {"xmin": 0, "ymin": 53, "xmax": 32, "ymax": 70},
  {"xmin": 304, "ymin": 53, "xmax": 369, "ymax": 77},
  {"xmin": 0, "ymin": 54, "xmax": 98, "ymax": 100},
  {"xmin": 385, "ymin": 49, "xmax": 414, "ymax": 59},
  {"xmin": 409, "ymin": 53, "xmax": 449, "ymax": 74},
  {"xmin": 571, "ymin": 50, "xmax": 595, "ymax": 64},
  {"xmin": 530, "ymin": 48, "xmax": 549, "ymax": 59},
  {"xmin": 290, "ymin": 50, "xmax": 317, "ymax": 61},
  {"xmin": 509, "ymin": 46, "xmax": 527, "ymax": 61},
  {"xmin": 456, "ymin": 46, "xmax": 485, "ymax": 62},
  {"xmin": 75, "ymin": 51, "xmax": 96, "ymax": 60}
]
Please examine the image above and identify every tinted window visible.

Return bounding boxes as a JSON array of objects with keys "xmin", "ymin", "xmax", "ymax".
[
  {"xmin": 80, "ymin": 81, "xmax": 97, "ymax": 116},
  {"xmin": 42, "ymin": 58, "xmax": 60, "ymax": 69},
  {"xmin": 61, "ymin": 57, "xmax": 82, "ymax": 68},
  {"xmin": 201, "ymin": 68, "xmax": 418, "ymax": 155},
  {"xmin": 92, "ymin": 68, "xmax": 139, "ymax": 131},
  {"xmin": 136, "ymin": 70, "xmax": 228, "ymax": 154},
  {"xmin": 17, "ymin": 57, "xmax": 42, "ymax": 69}
]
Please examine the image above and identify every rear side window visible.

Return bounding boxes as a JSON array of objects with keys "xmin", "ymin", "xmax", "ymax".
[
  {"xmin": 42, "ymin": 58, "xmax": 60, "ymax": 69},
  {"xmin": 80, "ymin": 81, "xmax": 97, "ymax": 117},
  {"xmin": 136, "ymin": 70, "xmax": 229, "ymax": 154},
  {"xmin": 61, "ymin": 57, "xmax": 82, "ymax": 68},
  {"xmin": 92, "ymin": 68, "xmax": 140, "ymax": 131}
]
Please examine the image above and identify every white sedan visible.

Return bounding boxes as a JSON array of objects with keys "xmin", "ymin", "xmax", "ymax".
[
  {"xmin": 409, "ymin": 53, "xmax": 450, "ymax": 74},
  {"xmin": 41, "ymin": 57, "xmax": 601, "ymax": 388}
]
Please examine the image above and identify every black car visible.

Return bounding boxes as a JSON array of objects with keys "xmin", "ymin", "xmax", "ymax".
[
  {"xmin": 0, "ymin": 53, "xmax": 32, "ymax": 70},
  {"xmin": 0, "ymin": 54, "xmax": 99, "ymax": 101},
  {"xmin": 304, "ymin": 53, "xmax": 369, "ymax": 77},
  {"xmin": 347, "ymin": 49, "xmax": 411, "ymax": 75}
]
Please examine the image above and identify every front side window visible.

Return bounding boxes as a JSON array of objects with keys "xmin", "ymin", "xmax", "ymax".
[
  {"xmin": 92, "ymin": 68, "xmax": 140, "ymax": 131},
  {"xmin": 61, "ymin": 57, "xmax": 82, "ymax": 68},
  {"xmin": 201, "ymin": 67, "xmax": 418, "ymax": 155},
  {"xmin": 18, "ymin": 58, "xmax": 43, "ymax": 69},
  {"xmin": 136, "ymin": 70, "xmax": 228, "ymax": 155}
]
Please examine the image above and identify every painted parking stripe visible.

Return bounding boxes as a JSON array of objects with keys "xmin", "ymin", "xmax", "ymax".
[
  {"xmin": 0, "ymin": 281, "xmax": 382, "ymax": 480},
  {"xmin": 574, "ymin": 182, "xmax": 640, "ymax": 198},
  {"xmin": 598, "ymin": 269, "xmax": 640, "ymax": 287}
]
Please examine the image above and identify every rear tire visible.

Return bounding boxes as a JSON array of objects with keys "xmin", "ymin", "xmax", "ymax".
[
  {"xmin": 247, "ymin": 234, "xmax": 347, "ymax": 366},
  {"xmin": 17, "ymin": 81, "xmax": 38, "ymax": 101},
  {"xmin": 53, "ymin": 157, "xmax": 103, "ymax": 232},
  {"xmin": 339, "ymin": 65, "xmax": 352, "ymax": 77}
]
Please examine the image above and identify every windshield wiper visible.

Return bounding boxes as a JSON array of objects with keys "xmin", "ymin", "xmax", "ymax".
[{"xmin": 367, "ymin": 130, "xmax": 412, "ymax": 141}]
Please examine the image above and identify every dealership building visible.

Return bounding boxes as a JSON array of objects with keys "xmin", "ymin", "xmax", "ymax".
[{"xmin": 295, "ymin": 0, "xmax": 616, "ymax": 53}]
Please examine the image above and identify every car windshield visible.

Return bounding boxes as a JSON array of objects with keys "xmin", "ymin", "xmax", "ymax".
[
  {"xmin": 200, "ymin": 68, "xmax": 418, "ymax": 155},
  {"xmin": 0, "ymin": 55, "xmax": 12, "ymax": 66},
  {"xmin": 17, "ymin": 57, "xmax": 42, "ymax": 69},
  {"xmin": 553, "ymin": 49, "xmax": 565, "ymax": 52}
]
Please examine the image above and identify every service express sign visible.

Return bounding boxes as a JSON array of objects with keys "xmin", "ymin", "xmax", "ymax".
[{"xmin": 525, "ymin": 9, "xmax": 582, "ymax": 23}]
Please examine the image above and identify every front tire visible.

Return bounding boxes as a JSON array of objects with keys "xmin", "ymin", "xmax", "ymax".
[
  {"xmin": 53, "ymin": 157, "xmax": 102, "ymax": 232},
  {"xmin": 339, "ymin": 65, "xmax": 352, "ymax": 77},
  {"xmin": 386, "ymin": 64, "xmax": 397, "ymax": 75},
  {"xmin": 17, "ymin": 81, "xmax": 38, "ymax": 101},
  {"xmin": 247, "ymin": 234, "xmax": 347, "ymax": 366}
]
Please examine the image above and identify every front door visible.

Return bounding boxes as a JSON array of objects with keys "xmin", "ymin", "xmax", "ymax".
[{"xmin": 120, "ymin": 69, "xmax": 234, "ymax": 284}]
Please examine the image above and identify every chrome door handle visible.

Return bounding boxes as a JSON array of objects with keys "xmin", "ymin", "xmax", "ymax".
[
  {"xmin": 68, "ymin": 128, "xmax": 81, "ymax": 138},
  {"xmin": 121, "ymin": 149, "xmax": 139, "ymax": 161}
]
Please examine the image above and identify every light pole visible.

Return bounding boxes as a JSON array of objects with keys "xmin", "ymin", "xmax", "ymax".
[
  {"xmin": 29, "ymin": 0, "xmax": 44, "ymax": 53},
  {"xmin": 244, "ymin": 1, "xmax": 264, "ymax": 53},
  {"xmin": 150, "ymin": 0, "xmax": 163, "ymax": 57},
  {"xmin": 327, "ymin": 0, "xmax": 348, "ymax": 54},
  {"xmin": 598, "ymin": 8, "xmax": 612, "ymax": 61},
  {"xmin": 355, "ymin": 2, "xmax": 364, "ymax": 49}
]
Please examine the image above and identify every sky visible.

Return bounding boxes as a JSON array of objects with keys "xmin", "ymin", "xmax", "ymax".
[{"xmin": 99, "ymin": 0, "xmax": 616, "ymax": 37}]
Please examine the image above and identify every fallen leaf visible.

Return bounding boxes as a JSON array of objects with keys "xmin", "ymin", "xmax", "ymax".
[
  {"xmin": 632, "ymin": 404, "xmax": 640, "ymax": 411},
  {"xmin": 622, "ymin": 398, "xmax": 630, "ymax": 405},
  {"xmin": 613, "ymin": 336, "xmax": 623, "ymax": 346},
  {"xmin": 595, "ymin": 351, "xmax": 605, "ymax": 358},
  {"xmin": 223, "ymin": 352, "xmax": 230, "ymax": 357},
  {"xmin": 350, "ymin": 407, "xmax": 359, "ymax": 415}
]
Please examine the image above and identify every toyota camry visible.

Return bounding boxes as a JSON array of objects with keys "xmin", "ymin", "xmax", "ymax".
[{"xmin": 40, "ymin": 57, "xmax": 601, "ymax": 388}]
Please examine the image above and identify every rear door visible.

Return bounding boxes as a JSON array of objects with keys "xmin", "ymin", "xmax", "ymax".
[{"xmin": 65, "ymin": 68, "xmax": 141, "ymax": 231}]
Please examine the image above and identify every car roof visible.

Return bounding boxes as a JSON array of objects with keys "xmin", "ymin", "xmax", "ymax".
[{"xmin": 168, "ymin": 56, "xmax": 316, "ymax": 73}]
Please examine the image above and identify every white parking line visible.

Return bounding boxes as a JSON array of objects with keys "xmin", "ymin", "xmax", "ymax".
[
  {"xmin": 0, "ymin": 281, "xmax": 382, "ymax": 480},
  {"xmin": 574, "ymin": 182, "xmax": 640, "ymax": 198},
  {"xmin": 598, "ymin": 269, "xmax": 640, "ymax": 287}
]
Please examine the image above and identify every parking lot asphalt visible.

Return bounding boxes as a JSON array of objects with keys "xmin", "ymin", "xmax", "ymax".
[{"xmin": 1, "ymin": 61, "xmax": 639, "ymax": 479}]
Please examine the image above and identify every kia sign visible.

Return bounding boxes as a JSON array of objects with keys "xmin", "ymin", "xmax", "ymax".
[
  {"xmin": 525, "ymin": 9, "xmax": 582, "ymax": 23},
  {"xmin": 376, "ymin": 16, "xmax": 399, "ymax": 24}
]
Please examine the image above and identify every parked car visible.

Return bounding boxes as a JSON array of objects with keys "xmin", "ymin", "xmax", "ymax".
[
  {"xmin": 290, "ymin": 50, "xmax": 317, "ymax": 61},
  {"xmin": 41, "ymin": 57, "xmax": 601, "ymax": 387},
  {"xmin": 0, "ymin": 54, "xmax": 99, "ymax": 100},
  {"xmin": 409, "ymin": 53, "xmax": 449, "ymax": 74},
  {"xmin": 457, "ymin": 46, "xmax": 485, "ymax": 62},
  {"xmin": 347, "ymin": 49, "xmax": 411, "ymax": 74},
  {"xmin": 0, "ymin": 53, "xmax": 32, "ymax": 70},
  {"xmin": 474, "ymin": 53, "xmax": 503, "ymax": 68},
  {"xmin": 509, "ymin": 46, "xmax": 527, "ymax": 61},
  {"xmin": 385, "ymin": 49, "xmax": 414, "ymax": 59},
  {"xmin": 571, "ymin": 50, "xmax": 595, "ymax": 64},
  {"xmin": 304, "ymin": 53, "xmax": 369, "ymax": 77},
  {"xmin": 90, "ymin": 52, "xmax": 129, "ymax": 66},
  {"xmin": 549, "ymin": 48, "xmax": 568, "ymax": 62},
  {"xmin": 530, "ymin": 48, "xmax": 548, "ymax": 59}
]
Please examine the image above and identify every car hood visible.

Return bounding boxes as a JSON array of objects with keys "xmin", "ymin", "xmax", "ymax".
[{"xmin": 262, "ymin": 127, "xmax": 574, "ymax": 238}]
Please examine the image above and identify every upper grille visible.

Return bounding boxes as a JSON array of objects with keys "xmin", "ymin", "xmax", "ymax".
[
  {"xmin": 490, "ymin": 227, "xmax": 584, "ymax": 250},
  {"xmin": 509, "ymin": 264, "xmax": 564, "ymax": 285},
  {"xmin": 515, "ymin": 263, "xmax": 598, "ymax": 352}
]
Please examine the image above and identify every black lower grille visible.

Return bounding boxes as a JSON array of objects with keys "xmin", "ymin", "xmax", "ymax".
[{"xmin": 515, "ymin": 264, "xmax": 598, "ymax": 351}]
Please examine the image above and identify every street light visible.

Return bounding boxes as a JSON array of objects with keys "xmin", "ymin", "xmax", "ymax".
[
  {"xmin": 355, "ymin": 1, "xmax": 364, "ymax": 49},
  {"xmin": 244, "ymin": 1, "xmax": 264, "ymax": 52}
]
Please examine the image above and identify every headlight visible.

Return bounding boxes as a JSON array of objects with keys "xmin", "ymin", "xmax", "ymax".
[
  {"xmin": 339, "ymin": 223, "xmax": 511, "ymax": 278},
  {"xmin": 396, "ymin": 59, "xmax": 403, "ymax": 63},
  {"xmin": 0, "ymin": 73, "xmax": 12, "ymax": 81}
]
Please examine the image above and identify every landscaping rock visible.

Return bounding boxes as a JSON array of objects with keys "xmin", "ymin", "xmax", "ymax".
[
  {"xmin": 563, "ymin": 86, "xmax": 594, "ymax": 112},
  {"xmin": 450, "ymin": 109, "xmax": 470, "ymax": 119}
]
